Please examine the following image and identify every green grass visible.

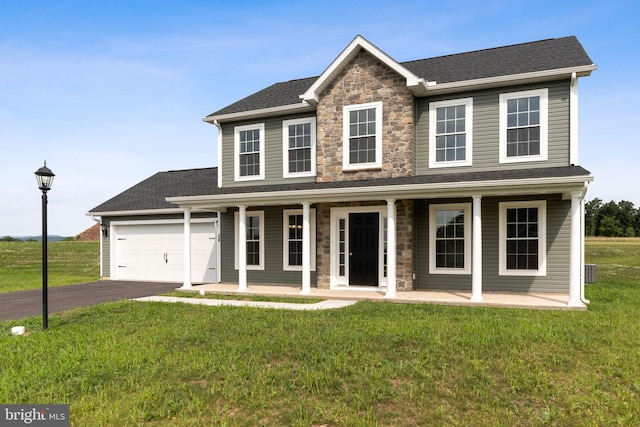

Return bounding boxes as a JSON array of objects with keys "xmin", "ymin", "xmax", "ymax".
[
  {"xmin": 0, "ymin": 241, "xmax": 99, "ymax": 293},
  {"xmin": 1, "ymin": 240, "xmax": 639, "ymax": 425}
]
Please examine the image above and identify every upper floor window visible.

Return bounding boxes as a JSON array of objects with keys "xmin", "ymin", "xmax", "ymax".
[
  {"xmin": 429, "ymin": 98, "xmax": 473, "ymax": 168},
  {"xmin": 283, "ymin": 118, "xmax": 316, "ymax": 178},
  {"xmin": 343, "ymin": 101, "xmax": 383, "ymax": 171},
  {"xmin": 498, "ymin": 200, "xmax": 547, "ymax": 276},
  {"xmin": 429, "ymin": 203, "xmax": 471, "ymax": 275},
  {"xmin": 234, "ymin": 123, "xmax": 265, "ymax": 181},
  {"xmin": 499, "ymin": 89, "xmax": 548, "ymax": 163}
]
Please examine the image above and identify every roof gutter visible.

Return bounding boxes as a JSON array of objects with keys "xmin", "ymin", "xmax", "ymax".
[
  {"xmin": 203, "ymin": 102, "xmax": 315, "ymax": 124},
  {"xmin": 425, "ymin": 64, "xmax": 597, "ymax": 94},
  {"xmin": 85, "ymin": 208, "xmax": 185, "ymax": 217}
]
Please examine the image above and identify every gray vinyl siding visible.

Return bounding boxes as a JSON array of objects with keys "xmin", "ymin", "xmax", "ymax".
[
  {"xmin": 100, "ymin": 213, "xmax": 216, "ymax": 279},
  {"xmin": 220, "ymin": 113, "xmax": 318, "ymax": 188},
  {"xmin": 219, "ymin": 206, "xmax": 318, "ymax": 286},
  {"xmin": 415, "ymin": 80, "xmax": 571, "ymax": 175},
  {"xmin": 415, "ymin": 194, "xmax": 571, "ymax": 292}
]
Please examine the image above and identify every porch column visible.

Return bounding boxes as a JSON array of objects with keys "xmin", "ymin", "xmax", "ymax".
[
  {"xmin": 569, "ymin": 191, "xmax": 583, "ymax": 306},
  {"xmin": 301, "ymin": 202, "xmax": 311, "ymax": 295},
  {"xmin": 471, "ymin": 195, "xmax": 483, "ymax": 302},
  {"xmin": 180, "ymin": 208, "xmax": 192, "ymax": 289},
  {"xmin": 385, "ymin": 198, "xmax": 397, "ymax": 299},
  {"xmin": 237, "ymin": 204, "xmax": 248, "ymax": 292}
]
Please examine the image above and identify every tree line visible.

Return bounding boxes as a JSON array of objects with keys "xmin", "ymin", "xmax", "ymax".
[{"xmin": 585, "ymin": 199, "xmax": 640, "ymax": 237}]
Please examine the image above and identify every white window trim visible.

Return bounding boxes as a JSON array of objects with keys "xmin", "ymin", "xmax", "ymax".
[
  {"xmin": 234, "ymin": 210, "xmax": 265, "ymax": 270},
  {"xmin": 429, "ymin": 203, "xmax": 472, "ymax": 275},
  {"xmin": 282, "ymin": 117, "xmax": 316, "ymax": 178},
  {"xmin": 329, "ymin": 206, "xmax": 387, "ymax": 288},
  {"xmin": 343, "ymin": 101, "xmax": 383, "ymax": 171},
  {"xmin": 429, "ymin": 98, "xmax": 473, "ymax": 168},
  {"xmin": 234, "ymin": 123, "xmax": 265, "ymax": 181},
  {"xmin": 282, "ymin": 209, "xmax": 317, "ymax": 271},
  {"xmin": 498, "ymin": 200, "xmax": 547, "ymax": 276},
  {"xmin": 499, "ymin": 88, "xmax": 548, "ymax": 163}
]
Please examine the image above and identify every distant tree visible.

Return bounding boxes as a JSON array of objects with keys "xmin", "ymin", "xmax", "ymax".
[
  {"xmin": 617, "ymin": 200, "xmax": 636, "ymax": 237},
  {"xmin": 0, "ymin": 236, "xmax": 23, "ymax": 242},
  {"xmin": 585, "ymin": 198, "xmax": 602, "ymax": 236},
  {"xmin": 585, "ymin": 198, "xmax": 640, "ymax": 237},
  {"xmin": 598, "ymin": 215, "xmax": 623, "ymax": 237}
]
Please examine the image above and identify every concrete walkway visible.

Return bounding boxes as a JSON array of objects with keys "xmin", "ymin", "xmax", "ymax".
[
  {"xmin": 188, "ymin": 283, "xmax": 586, "ymax": 311},
  {"xmin": 135, "ymin": 295, "xmax": 357, "ymax": 310}
]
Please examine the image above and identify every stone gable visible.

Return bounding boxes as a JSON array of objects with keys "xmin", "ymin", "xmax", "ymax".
[{"xmin": 316, "ymin": 50, "xmax": 415, "ymax": 182}]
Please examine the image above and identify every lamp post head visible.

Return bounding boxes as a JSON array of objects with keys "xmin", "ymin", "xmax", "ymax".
[{"xmin": 35, "ymin": 161, "xmax": 55, "ymax": 192}]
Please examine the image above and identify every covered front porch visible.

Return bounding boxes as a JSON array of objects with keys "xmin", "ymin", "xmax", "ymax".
[{"xmin": 183, "ymin": 283, "xmax": 585, "ymax": 311}]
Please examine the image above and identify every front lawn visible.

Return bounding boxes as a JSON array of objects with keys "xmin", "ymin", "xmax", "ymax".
[
  {"xmin": 0, "ymin": 240, "xmax": 638, "ymax": 425},
  {"xmin": 0, "ymin": 241, "xmax": 99, "ymax": 293}
]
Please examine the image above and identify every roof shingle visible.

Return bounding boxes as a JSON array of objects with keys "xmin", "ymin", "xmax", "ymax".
[
  {"xmin": 207, "ymin": 36, "xmax": 593, "ymax": 118},
  {"xmin": 88, "ymin": 168, "xmax": 217, "ymax": 213}
]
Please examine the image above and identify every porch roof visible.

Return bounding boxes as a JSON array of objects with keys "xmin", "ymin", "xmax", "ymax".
[{"xmin": 167, "ymin": 165, "xmax": 592, "ymax": 210}]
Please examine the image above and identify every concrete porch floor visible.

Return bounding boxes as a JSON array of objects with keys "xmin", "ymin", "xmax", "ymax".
[{"xmin": 184, "ymin": 283, "xmax": 587, "ymax": 311}]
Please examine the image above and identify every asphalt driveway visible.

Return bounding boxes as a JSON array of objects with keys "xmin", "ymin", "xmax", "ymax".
[{"xmin": 0, "ymin": 281, "xmax": 181, "ymax": 322}]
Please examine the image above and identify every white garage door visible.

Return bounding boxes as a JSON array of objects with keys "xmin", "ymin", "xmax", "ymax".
[{"xmin": 112, "ymin": 221, "xmax": 217, "ymax": 283}]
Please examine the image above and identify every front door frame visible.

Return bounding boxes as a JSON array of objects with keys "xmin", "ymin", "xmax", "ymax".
[{"xmin": 330, "ymin": 206, "xmax": 387, "ymax": 289}]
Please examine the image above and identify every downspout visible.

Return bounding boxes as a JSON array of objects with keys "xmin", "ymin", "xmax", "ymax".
[
  {"xmin": 214, "ymin": 119, "xmax": 223, "ymax": 188},
  {"xmin": 581, "ymin": 183, "xmax": 591, "ymax": 305},
  {"xmin": 570, "ymin": 72, "xmax": 579, "ymax": 165}
]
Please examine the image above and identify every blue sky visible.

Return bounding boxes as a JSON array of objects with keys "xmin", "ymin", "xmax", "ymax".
[{"xmin": 0, "ymin": 0, "xmax": 637, "ymax": 236}]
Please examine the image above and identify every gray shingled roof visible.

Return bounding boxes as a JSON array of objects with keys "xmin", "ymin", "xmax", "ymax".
[
  {"xmin": 88, "ymin": 168, "xmax": 217, "ymax": 213},
  {"xmin": 207, "ymin": 36, "xmax": 593, "ymax": 117},
  {"xmin": 91, "ymin": 166, "xmax": 591, "ymax": 213}
]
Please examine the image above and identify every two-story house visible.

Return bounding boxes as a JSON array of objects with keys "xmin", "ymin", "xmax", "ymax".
[{"xmin": 88, "ymin": 35, "xmax": 596, "ymax": 307}]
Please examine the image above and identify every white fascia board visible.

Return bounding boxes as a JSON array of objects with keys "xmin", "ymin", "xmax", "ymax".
[
  {"xmin": 203, "ymin": 102, "xmax": 315, "ymax": 124},
  {"xmin": 301, "ymin": 35, "xmax": 429, "ymax": 103},
  {"xmin": 85, "ymin": 208, "xmax": 183, "ymax": 217},
  {"xmin": 426, "ymin": 65, "xmax": 598, "ymax": 95},
  {"xmin": 167, "ymin": 174, "xmax": 593, "ymax": 209}
]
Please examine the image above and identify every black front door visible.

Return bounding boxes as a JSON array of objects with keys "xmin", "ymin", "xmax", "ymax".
[{"xmin": 349, "ymin": 213, "xmax": 379, "ymax": 286}]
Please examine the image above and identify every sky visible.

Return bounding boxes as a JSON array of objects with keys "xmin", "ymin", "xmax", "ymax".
[{"xmin": 0, "ymin": 0, "xmax": 638, "ymax": 236}]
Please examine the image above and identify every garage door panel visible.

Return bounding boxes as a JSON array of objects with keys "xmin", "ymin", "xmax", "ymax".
[{"xmin": 113, "ymin": 221, "xmax": 217, "ymax": 283}]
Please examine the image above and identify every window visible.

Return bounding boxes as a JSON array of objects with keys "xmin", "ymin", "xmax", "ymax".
[
  {"xmin": 343, "ymin": 102, "xmax": 383, "ymax": 170},
  {"xmin": 499, "ymin": 89, "xmax": 548, "ymax": 163},
  {"xmin": 283, "ymin": 118, "xmax": 316, "ymax": 178},
  {"xmin": 429, "ymin": 203, "xmax": 471, "ymax": 274},
  {"xmin": 234, "ymin": 123, "xmax": 265, "ymax": 181},
  {"xmin": 234, "ymin": 211, "xmax": 264, "ymax": 270},
  {"xmin": 429, "ymin": 98, "xmax": 473, "ymax": 168},
  {"xmin": 499, "ymin": 201, "xmax": 546, "ymax": 276},
  {"xmin": 283, "ymin": 209, "xmax": 317, "ymax": 270}
]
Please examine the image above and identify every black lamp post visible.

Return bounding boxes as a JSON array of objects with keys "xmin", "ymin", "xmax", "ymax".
[{"xmin": 35, "ymin": 161, "xmax": 55, "ymax": 330}]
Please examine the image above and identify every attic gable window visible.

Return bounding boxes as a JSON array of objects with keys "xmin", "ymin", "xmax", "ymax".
[
  {"xmin": 499, "ymin": 89, "xmax": 548, "ymax": 163},
  {"xmin": 234, "ymin": 123, "xmax": 265, "ymax": 181},
  {"xmin": 343, "ymin": 102, "xmax": 383, "ymax": 171}
]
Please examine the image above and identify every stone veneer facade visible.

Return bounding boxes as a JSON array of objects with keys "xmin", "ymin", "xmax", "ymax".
[
  {"xmin": 315, "ymin": 200, "xmax": 414, "ymax": 291},
  {"xmin": 312, "ymin": 50, "xmax": 417, "ymax": 291},
  {"xmin": 315, "ymin": 50, "xmax": 416, "ymax": 182}
]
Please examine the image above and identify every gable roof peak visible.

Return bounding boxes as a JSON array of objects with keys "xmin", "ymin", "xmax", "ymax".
[{"xmin": 301, "ymin": 35, "xmax": 429, "ymax": 105}]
